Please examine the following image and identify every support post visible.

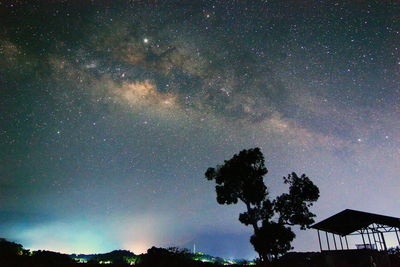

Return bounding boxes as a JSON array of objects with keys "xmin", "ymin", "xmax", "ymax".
[
  {"xmin": 371, "ymin": 230, "xmax": 379, "ymax": 251},
  {"xmin": 380, "ymin": 232, "xmax": 387, "ymax": 251},
  {"xmin": 361, "ymin": 230, "xmax": 366, "ymax": 248},
  {"xmin": 333, "ymin": 234, "xmax": 337, "ymax": 250},
  {"xmin": 395, "ymin": 228, "xmax": 400, "ymax": 247},
  {"xmin": 345, "ymin": 236, "xmax": 349, "ymax": 249},
  {"xmin": 377, "ymin": 230, "xmax": 383, "ymax": 251},
  {"xmin": 317, "ymin": 230, "xmax": 322, "ymax": 251},
  {"xmin": 325, "ymin": 231, "xmax": 331, "ymax": 251},
  {"xmin": 366, "ymin": 228, "xmax": 372, "ymax": 249},
  {"xmin": 339, "ymin": 235, "xmax": 344, "ymax": 250}
]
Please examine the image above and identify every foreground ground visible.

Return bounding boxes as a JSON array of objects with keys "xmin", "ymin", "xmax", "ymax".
[{"xmin": 1, "ymin": 238, "xmax": 400, "ymax": 267}]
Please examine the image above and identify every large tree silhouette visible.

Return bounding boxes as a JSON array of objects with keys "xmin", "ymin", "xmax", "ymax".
[{"xmin": 205, "ymin": 148, "xmax": 319, "ymax": 262}]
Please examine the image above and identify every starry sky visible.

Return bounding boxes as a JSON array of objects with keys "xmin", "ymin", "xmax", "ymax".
[{"xmin": 0, "ymin": 0, "xmax": 399, "ymax": 260}]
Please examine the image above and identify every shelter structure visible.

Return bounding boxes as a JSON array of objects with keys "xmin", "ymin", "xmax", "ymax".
[{"xmin": 311, "ymin": 209, "xmax": 400, "ymax": 251}]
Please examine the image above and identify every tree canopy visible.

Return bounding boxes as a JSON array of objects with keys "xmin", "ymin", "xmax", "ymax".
[{"xmin": 205, "ymin": 147, "xmax": 319, "ymax": 262}]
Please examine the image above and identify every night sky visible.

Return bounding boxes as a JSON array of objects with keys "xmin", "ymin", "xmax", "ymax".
[{"xmin": 1, "ymin": 0, "xmax": 399, "ymax": 260}]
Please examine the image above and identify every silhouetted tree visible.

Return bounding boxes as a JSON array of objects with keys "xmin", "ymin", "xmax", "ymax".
[
  {"xmin": 31, "ymin": 250, "xmax": 74, "ymax": 264},
  {"xmin": 205, "ymin": 148, "xmax": 319, "ymax": 262},
  {"xmin": 140, "ymin": 246, "xmax": 193, "ymax": 267},
  {"xmin": 0, "ymin": 238, "xmax": 28, "ymax": 257},
  {"xmin": 91, "ymin": 250, "xmax": 137, "ymax": 264}
]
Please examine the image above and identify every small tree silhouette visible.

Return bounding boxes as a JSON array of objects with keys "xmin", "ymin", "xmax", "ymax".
[{"xmin": 205, "ymin": 148, "xmax": 319, "ymax": 262}]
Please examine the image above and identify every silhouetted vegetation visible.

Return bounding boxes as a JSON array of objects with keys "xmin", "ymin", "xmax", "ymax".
[
  {"xmin": 205, "ymin": 148, "xmax": 320, "ymax": 262},
  {"xmin": 71, "ymin": 250, "xmax": 138, "ymax": 264},
  {"xmin": 0, "ymin": 238, "xmax": 28, "ymax": 258},
  {"xmin": 0, "ymin": 239, "xmax": 74, "ymax": 266},
  {"xmin": 31, "ymin": 250, "xmax": 75, "ymax": 265},
  {"xmin": 0, "ymin": 239, "xmax": 238, "ymax": 266},
  {"xmin": 388, "ymin": 247, "xmax": 400, "ymax": 266},
  {"xmin": 140, "ymin": 247, "xmax": 192, "ymax": 266},
  {"xmin": 2, "ymin": 237, "xmax": 400, "ymax": 267}
]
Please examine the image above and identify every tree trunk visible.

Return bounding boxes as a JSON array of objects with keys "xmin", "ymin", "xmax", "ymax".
[
  {"xmin": 245, "ymin": 201, "xmax": 259, "ymax": 232},
  {"xmin": 244, "ymin": 201, "xmax": 266, "ymax": 262}
]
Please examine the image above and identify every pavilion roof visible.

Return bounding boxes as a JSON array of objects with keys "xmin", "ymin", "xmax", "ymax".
[{"xmin": 311, "ymin": 209, "xmax": 400, "ymax": 236}]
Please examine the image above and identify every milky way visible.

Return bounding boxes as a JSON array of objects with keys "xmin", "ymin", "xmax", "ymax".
[{"xmin": 0, "ymin": 0, "xmax": 399, "ymax": 259}]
